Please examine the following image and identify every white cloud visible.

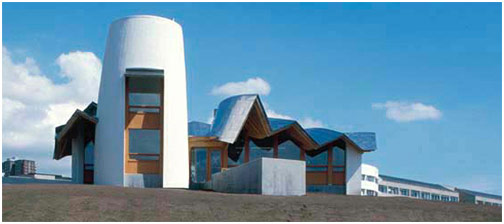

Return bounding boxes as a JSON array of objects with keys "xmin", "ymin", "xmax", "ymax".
[
  {"xmin": 263, "ymin": 103, "xmax": 326, "ymax": 128},
  {"xmin": 2, "ymin": 46, "xmax": 101, "ymax": 175},
  {"xmin": 299, "ymin": 117, "xmax": 325, "ymax": 128},
  {"xmin": 265, "ymin": 108, "xmax": 294, "ymax": 120},
  {"xmin": 372, "ymin": 101, "xmax": 442, "ymax": 122},
  {"xmin": 211, "ymin": 77, "xmax": 271, "ymax": 96}
]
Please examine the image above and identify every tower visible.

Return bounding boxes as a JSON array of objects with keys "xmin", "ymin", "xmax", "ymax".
[{"xmin": 94, "ymin": 15, "xmax": 189, "ymax": 188}]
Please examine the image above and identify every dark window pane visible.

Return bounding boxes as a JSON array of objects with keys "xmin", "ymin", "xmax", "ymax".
[
  {"xmin": 129, "ymin": 93, "xmax": 160, "ymax": 107},
  {"xmin": 191, "ymin": 148, "xmax": 207, "ymax": 183},
  {"xmin": 129, "ymin": 129, "xmax": 160, "ymax": 155},
  {"xmin": 129, "ymin": 107, "xmax": 160, "ymax": 113},
  {"xmin": 129, "ymin": 155, "xmax": 159, "ymax": 160},
  {"xmin": 249, "ymin": 142, "xmax": 273, "ymax": 162},
  {"xmin": 228, "ymin": 147, "xmax": 244, "ymax": 166},
  {"xmin": 128, "ymin": 76, "xmax": 162, "ymax": 93},
  {"xmin": 278, "ymin": 140, "xmax": 301, "ymax": 160},
  {"xmin": 333, "ymin": 167, "xmax": 344, "ymax": 172},
  {"xmin": 306, "ymin": 166, "xmax": 328, "ymax": 172},
  {"xmin": 332, "ymin": 146, "xmax": 345, "ymax": 166},
  {"xmin": 210, "ymin": 150, "xmax": 221, "ymax": 175},
  {"xmin": 306, "ymin": 150, "xmax": 328, "ymax": 166}
]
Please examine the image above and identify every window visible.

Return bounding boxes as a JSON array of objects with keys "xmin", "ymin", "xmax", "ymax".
[
  {"xmin": 411, "ymin": 190, "xmax": 420, "ymax": 198},
  {"xmin": 278, "ymin": 141, "xmax": 301, "ymax": 160},
  {"xmin": 366, "ymin": 190, "xmax": 377, "ymax": 196},
  {"xmin": 441, "ymin": 195, "xmax": 450, "ymax": 202},
  {"xmin": 190, "ymin": 148, "xmax": 207, "ymax": 183},
  {"xmin": 421, "ymin": 192, "xmax": 431, "ymax": 200},
  {"xmin": 210, "ymin": 150, "xmax": 222, "ymax": 175},
  {"xmin": 388, "ymin": 187, "xmax": 399, "ymax": 195},
  {"xmin": 128, "ymin": 129, "xmax": 160, "ymax": 160},
  {"xmin": 306, "ymin": 150, "xmax": 328, "ymax": 172},
  {"xmin": 249, "ymin": 141, "xmax": 273, "ymax": 162},
  {"xmin": 450, "ymin": 196, "xmax": 458, "ymax": 202},
  {"xmin": 379, "ymin": 185, "xmax": 387, "ymax": 193},
  {"xmin": 362, "ymin": 175, "xmax": 366, "ymax": 181},
  {"xmin": 127, "ymin": 76, "xmax": 162, "ymax": 113},
  {"xmin": 431, "ymin": 194, "xmax": 440, "ymax": 201},
  {"xmin": 400, "ymin": 188, "xmax": 410, "ymax": 196},
  {"xmin": 332, "ymin": 146, "xmax": 345, "ymax": 168},
  {"xmin": 367, "ymin": 176, "xmax": 376, "ymax": 183},
  {"xmin": 361, "ymin": 189, "xmax": 366, "ymax": 195}
]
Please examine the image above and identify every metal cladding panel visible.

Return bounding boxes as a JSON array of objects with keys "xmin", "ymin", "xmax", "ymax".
[
  {"xmin": 95, "ymin": 15, "xmax": 189, "ymax": 188},
  {"xmin": 188, "ymin": 121, "xmax": 211, "ymax": 137},
  {"xmin": 345, "ymin": 132, "xmax": 377, "ymax": 151},
  {"xmin": 305, "ymin": 128, "xmax": 344, "ymax": 146},
  {"xmin": 210, "ymin": 94, "xmax": 258, "ymax": 143},
  {"xmin": 268, "ymin": 118, "xmax": 296, "ymax": 132}
]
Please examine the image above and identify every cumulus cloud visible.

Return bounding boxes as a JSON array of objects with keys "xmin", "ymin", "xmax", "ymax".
[
  {"xmin": 298, "ymin": 117, "xmax": 325, "ymax": 128},
  {"xmin": 263, "ymin": 103, "xmax": 325, "ymax": 128},
  {"xmin": 372, "ymin": 101, "xmax": 442, "ymax": 122},
  {"xmin": 2, "ymin": 46, "xmax": 101, "ymax": 176},
  {"xmin": 211, "ymin": 77, "xmax": 271, "ymax": 96}
]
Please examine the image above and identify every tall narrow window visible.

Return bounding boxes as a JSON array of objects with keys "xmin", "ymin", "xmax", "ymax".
[{"xmin": 125, "ymin": 70, "xmax": 163, "ymax": 174}]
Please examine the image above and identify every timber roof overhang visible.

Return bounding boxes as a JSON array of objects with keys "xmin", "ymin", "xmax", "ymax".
[
  {"xmin": 191, "ymin": 94, "xmax": 377, "ymax": 153},
  {"xmin": 53, "ymin": 102, "xmax": 97, "ymax": 160}
]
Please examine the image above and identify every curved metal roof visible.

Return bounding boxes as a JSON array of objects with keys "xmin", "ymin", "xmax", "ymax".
[{"xmin": 199, "ymin": 94, "xmax": 376, "ymax": 152}]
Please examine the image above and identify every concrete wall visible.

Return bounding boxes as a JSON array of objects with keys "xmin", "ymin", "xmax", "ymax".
[
  {"xmin": 208, "ymin": 158, "xmax": 306, "ymax": 196},
  {"xmin": 345, "ymin": 144, "xmax": 362, "ymax": 195},
  {"xmin": 95, "ymin": 15, "xmax": 189, "ymax": 188},
  {"xmin": 124, "ymin": 174, "xmax": 162, "ymax": 188}
]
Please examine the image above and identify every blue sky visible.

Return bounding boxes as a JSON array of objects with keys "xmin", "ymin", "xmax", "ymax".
[{"xmin": 3, "ymin": 3, "xmax": 502, "ymax": 195}]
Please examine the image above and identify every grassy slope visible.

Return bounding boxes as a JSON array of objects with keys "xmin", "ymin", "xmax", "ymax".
[{"xmin": 2, "ymin": 184, "xmax": 502, "ymax": 222}]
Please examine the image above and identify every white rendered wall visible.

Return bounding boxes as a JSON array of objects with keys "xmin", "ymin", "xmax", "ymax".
[
  {"xmin": 361, "ymin": 163, "xmax": 379, "ymax": 195},
  {"xmin": 345, "ymin": 144, "xmax": 362, "ymax": 195},
  {"xmin": 94, "ymin": 15, "xmax": 189, "ymax": 188}
]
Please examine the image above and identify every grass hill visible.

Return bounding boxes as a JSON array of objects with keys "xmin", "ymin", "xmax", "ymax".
[{"xmin": 3, "ymin": 184, "xmax": 501, "ymax": 221}]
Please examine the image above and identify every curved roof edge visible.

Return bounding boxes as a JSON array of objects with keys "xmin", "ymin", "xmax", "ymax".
[{"xmin": 204, "ymin": 94, "xmax": 377, "ymax": 152}]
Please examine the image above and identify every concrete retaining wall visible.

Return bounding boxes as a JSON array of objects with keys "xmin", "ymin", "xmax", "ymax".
[{"xmin": 207, "ymin": 158, "xmax": 305, "ymax": 196}]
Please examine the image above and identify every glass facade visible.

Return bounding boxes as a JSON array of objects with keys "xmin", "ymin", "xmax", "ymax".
[
  {"xmin": 278, "ymin": 140, "xmax": 300, "ymax": 160},
  {"xmin": 210, "ymin": 150, "xmax": 222, "ymax": 175},
  {"xmin": 190, "ymin": 148, "xmax": 207, "ymax": 183},
  {"xmin": 249, "ymin": 141, "xmax": 273, "ymax": 162},
  {"xmin": 128, "ymin": 129, "xmax": 160, "ymax": 160},
  {"xmin": 306, "ymin": 150, "xmax": 328, "ymax": 171}
]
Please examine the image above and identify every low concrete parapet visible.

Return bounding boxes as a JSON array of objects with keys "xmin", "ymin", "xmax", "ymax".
[{"xmin": 207, "ymin": 157, "xmax": 306, "ymax": 196}]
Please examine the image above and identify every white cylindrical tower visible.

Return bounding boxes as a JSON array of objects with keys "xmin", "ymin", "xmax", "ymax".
[
  {"xmin": 94, "ymin": 15, "xmax": 189, "ymax": 188},
  {"xmin": 361, "ymin": 163, "xmax": 380, "ymax": 196}
]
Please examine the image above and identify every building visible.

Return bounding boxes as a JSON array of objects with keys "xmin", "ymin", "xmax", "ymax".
[
  {"xmin": 53, "ymin": 15, "xmax": 189, "ymax": 188},
  {"xmin": 51, "ymin": 15, "xmax": 377, "ymax": 194},
  {"xmin": 379, "ymin": 174, "xmax": 460, "ymax": 202},
  {"xmin": 361, "ymin": 163, "xmax": 379, "ymax": 196},
  {"xmin": 361, "ymin": 164, "xmax": 502, "ymax": 206},
  {"xmin": 188, "ymin": 94, "xmax": 376, "ymax": 195},
  {"xmin": 456, "ymin": 188, "xmax": 502, "ymax": 206},
  {"xmin": 2, "ymin": 158, "xmax": 36, "ymax": 176}
]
